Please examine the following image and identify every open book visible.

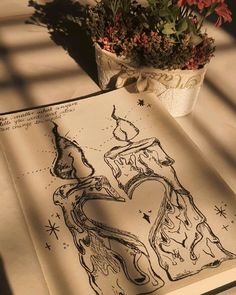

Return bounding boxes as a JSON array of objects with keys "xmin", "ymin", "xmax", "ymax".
[{"xmin": 0, "ymin": 87, "xmax": 236, "ymax": 295}]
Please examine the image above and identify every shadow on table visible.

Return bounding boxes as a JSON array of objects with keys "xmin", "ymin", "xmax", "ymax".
[
  {"xmin": 202, "ymin": 281, "xmax": 236, "ymax": 295},
  {"xmin": 0, "ymin": 10, "xmax": 99, "ymax": 113},
  {"xmin": 0, "ymin": 31, "xmax": 89, "ymax": 112},
  {"xmin": 27, "ymin": 0, "xmax": 98, "ymax": 84},
  {"xmin": 216, "ymin": 2, "xmax": 236, "ymax": 40},
  {"xmin": 0, "ymin": 256, "xmax": 13, "ymax": 295}
]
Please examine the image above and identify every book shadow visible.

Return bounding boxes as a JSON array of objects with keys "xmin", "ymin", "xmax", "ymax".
[{"xmin": 0, "ymin": 256, "xmax": 13, "ymax": 295}]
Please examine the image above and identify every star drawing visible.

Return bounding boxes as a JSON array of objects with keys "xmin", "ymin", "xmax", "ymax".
[
  {"xmin": 45, "ymin": 219, "xmax": 60, "ymax": 240},
  {"xmin": 222, "ymin": 225, "xmax": 229, "ymax": 231},
  {"xmin": 139, "ymin": 210, "xmax": 151, "ymax": 223},
  {"xmin": 45, "ymin": 242, "xmax": 51, "ymax": 250},
  {"xmin": 214, "ymin": 205, "xmax": 227, "ymax": 218},
  {"xmin": 137, "ymin": 99, "xmax": 145, "ymax": 106},
  {"xmin": 143, "ymin": 213, "xmax": 151, "ymax": 223}
]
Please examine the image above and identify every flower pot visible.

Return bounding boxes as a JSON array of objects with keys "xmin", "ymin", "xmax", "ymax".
[{"xmin": 95, "ymin": 43, "xmax": 207, "ymax": 117}]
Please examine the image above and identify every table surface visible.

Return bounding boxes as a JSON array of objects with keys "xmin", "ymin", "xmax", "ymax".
[{"xmin": 0, "ymin": 1, "xmax": 235, "ymax": 295}]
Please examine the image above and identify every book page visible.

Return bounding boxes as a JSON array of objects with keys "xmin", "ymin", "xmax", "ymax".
[
  {"xmin": 0, "ymin": 149, "xmax": 50, "ymax": 295},
  {"xmin": 0, "ymin": 87, "xmax": 236, "ymax": 295}
]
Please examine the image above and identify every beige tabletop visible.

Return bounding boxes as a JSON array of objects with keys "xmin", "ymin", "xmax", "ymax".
[{"xmin": 0, "ymin": 1, "xmax": 235, "ymax": 295}]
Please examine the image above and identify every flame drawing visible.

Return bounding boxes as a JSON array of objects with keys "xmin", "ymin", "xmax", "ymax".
[{"xmin": 111, "ymin": 105, "xmax": 139, "ymax": 142}]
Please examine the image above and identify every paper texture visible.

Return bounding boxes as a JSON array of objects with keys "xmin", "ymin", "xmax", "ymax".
[
  {"xmin": 0, "ymin": 88, "xmax": 235, "ymax": 295},
  {"xmin": 0, "ymin": 149, "xmax": 50, "ymax": 295}
]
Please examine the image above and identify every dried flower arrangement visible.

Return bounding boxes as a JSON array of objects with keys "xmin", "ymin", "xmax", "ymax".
[{"xmin": 28, "ymin": 0, "xmax": 232, "ymax": 70}]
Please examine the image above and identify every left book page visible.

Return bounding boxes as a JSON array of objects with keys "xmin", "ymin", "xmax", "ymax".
[
  {"xmin": 0, "ymin": 149, "xmax": 50, "ymax": 295},
  {"xmin": 0, "ymin": 87, "xmax": 236, "ymax": 295}
]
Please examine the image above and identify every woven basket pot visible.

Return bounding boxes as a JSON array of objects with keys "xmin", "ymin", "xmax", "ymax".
[{"xmin": 95, "ymin": 43, "xmax": 207, "ymax": 118}]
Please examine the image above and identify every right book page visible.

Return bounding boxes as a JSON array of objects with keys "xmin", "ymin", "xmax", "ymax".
[{"xmin": 0, "ymin": 87, "xmax": 235, "ymax": 295}]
